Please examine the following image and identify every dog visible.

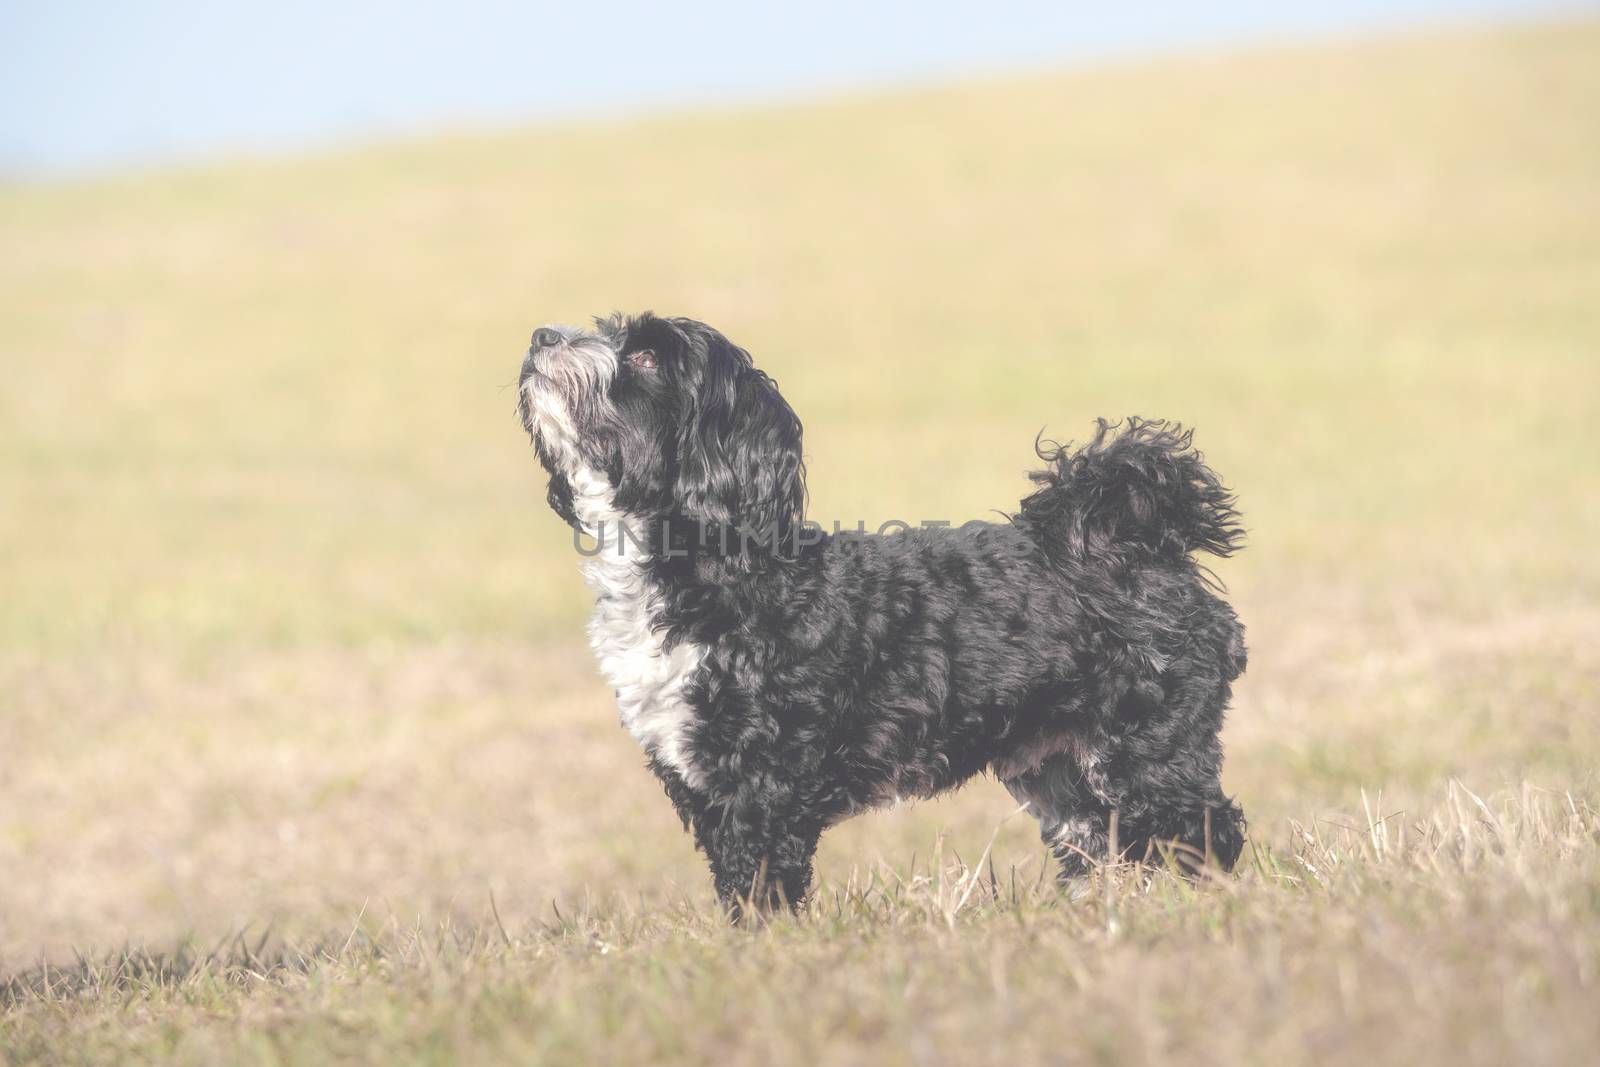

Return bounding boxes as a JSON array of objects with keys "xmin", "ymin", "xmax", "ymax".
[{"xmin": 517, "ymin": 312, "xmax": 1247, "ymax": 914}]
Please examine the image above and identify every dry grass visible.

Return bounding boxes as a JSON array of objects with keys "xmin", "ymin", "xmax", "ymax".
[
  {"xmin": 4, "ymin": 787, "xmax": 1597, "ymax": 1065},
  {"xmin": 3, "ymin": 15, "xmax": 1600, "ymax": 1065}
]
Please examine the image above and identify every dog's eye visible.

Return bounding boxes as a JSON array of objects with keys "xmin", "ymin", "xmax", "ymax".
[{"xmin": 628, "ymin": 349, "xmax": 657, "ymax": 370}]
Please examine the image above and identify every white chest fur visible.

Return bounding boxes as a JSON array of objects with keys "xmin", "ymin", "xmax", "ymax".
[{"xmin": 569, "ymin": 468, "xmax": 707, "ymax": 789}]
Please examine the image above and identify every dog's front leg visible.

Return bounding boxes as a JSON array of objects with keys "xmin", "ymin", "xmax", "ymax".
[
  {"xmin": 652, "ymin": 756, "xmax": 823, "ymax": 918},
  {"xmin": 693, "ymin": 790, "xmax": 821, "ymax": 921}
]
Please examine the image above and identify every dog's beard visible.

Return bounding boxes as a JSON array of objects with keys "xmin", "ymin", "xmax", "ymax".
[{"xmin": 519, "ymin": 334, "xmax": 621, "ymax": 475}]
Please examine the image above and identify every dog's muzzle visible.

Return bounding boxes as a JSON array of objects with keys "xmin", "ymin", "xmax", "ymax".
[{"xmin": 522, "ymin": 326, "xmax": 571, "ymax": 387}]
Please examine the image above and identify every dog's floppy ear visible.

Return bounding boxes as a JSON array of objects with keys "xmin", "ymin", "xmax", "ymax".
[{"xmin": 675, "ymin": 337, "xmax": 805, "ymax": 550}]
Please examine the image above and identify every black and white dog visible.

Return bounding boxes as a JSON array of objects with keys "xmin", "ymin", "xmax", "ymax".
[{"xmin": 518, "ymin": 313, "xmax": 1247, "ymax": 913}]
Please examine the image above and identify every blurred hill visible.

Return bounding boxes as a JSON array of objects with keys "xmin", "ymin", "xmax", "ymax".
[{"xmin": 2, "ymin": 17, "xmax": 1596, "ymax": 656}]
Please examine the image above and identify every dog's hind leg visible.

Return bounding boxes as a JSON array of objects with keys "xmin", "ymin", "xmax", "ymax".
[
  {"xmin": 1095, "ymin": 673, "xmax": 1247, "ymax": 874},
  {"xmin": 1002, "ymin": 757, "xmax": 1113, "ymax": 881},
  {"xmin": 1003, "ymin": 730, "xmax": 1245, "ymax": 881}
]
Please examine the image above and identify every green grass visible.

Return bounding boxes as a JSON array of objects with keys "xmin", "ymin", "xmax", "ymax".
[{"xmin": 3, "ymin": 15, "xmax": 1600, "ymax": 1065}]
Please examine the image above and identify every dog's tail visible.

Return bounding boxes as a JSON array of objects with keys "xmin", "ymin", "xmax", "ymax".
[{"xmin": 1017, "ymin": 418, "xmax": 1243, "ymax": 566}]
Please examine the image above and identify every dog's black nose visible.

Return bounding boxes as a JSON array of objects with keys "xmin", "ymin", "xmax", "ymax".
[{"xmin": 530, "ymin": 327, "xmax": 565, "ymax": 351}]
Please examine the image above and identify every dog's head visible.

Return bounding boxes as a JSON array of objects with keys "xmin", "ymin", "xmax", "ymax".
[{"xmin": 518, "ymin": 313, "xmax": 806, "ymax": 546}]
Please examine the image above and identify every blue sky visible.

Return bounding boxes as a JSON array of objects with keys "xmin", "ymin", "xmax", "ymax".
[{"xmin": 0, "ymin": 0, "xmax": 1588, "ymax": 176}]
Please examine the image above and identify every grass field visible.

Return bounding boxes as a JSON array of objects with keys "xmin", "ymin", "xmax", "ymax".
[{"xmin": 3, "ymin": 15, "xmax": 1600, "ymax": 1065}]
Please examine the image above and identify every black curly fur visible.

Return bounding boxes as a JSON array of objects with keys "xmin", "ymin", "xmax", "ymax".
[
  {"xmin": 518, "ymin": 314, "xmax": 1248, "ymax": 915},
  {"xmin": 1021, "ymin": 418, "xmax": 1244, "ymax": 564}
]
